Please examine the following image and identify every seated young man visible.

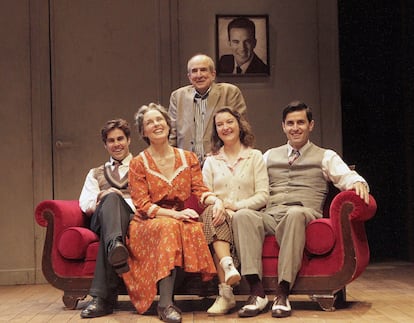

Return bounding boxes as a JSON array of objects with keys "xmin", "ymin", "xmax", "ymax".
[{"xmin": 232, "ymin": 101, "xmax": 369, "ymax": 318}]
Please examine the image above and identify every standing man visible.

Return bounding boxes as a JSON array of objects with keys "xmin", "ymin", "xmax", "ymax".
[
  {"xmin": 218, "ymin": 17, "xmax": 269, "ymax": 74},
  {"xmin": 168, "ymin": 54, "xmax": 247, "ymax": 163},
  {"xmin": 232, "ymin": 101, "xmax": 370, "ymax": 318},
  {"xmin": 79, "ymin": 119, "xmax": 135, "ymax": 318}
]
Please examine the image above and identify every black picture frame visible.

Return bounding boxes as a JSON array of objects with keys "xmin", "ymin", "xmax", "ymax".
[{"xmin": 216, "ymin": 15, "xmax": 270, "ymax": 76}]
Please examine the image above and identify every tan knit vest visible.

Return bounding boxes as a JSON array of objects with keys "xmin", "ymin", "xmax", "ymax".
[{"xmin": 266, "ymin": 143, "xmax": 328, "ymax": 213}]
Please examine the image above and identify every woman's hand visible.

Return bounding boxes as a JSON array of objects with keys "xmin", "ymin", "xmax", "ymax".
[
  {"xmin": 223, "ymin": 199, "xmax": 237, "ymax": 211},
  {"xmin": 173, "ymin": 208, "xmax": 199, "ymax": 221},
  {"xmin": 225, "ymin": 209, "xmax": 235, "ymax": 218},
  {"xmin": 212, "ymin": 199, "xmax": 225, "ymax": 226}
]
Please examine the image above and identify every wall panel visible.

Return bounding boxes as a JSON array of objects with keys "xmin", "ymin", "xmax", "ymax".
[{"xmin": 0, "ymin": 0, "xmax": 35, "ymax": 284}]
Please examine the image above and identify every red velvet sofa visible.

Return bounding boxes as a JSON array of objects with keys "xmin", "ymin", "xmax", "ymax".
[{"xmin": 35, "ymin": 189, "xmax": 376, "ymax": 311}]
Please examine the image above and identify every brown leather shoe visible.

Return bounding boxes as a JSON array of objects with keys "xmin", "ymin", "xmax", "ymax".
[
  {"xmin": 80, "ymin": 297, "xmax": 113, "ymax": 318},
  {"xmin": 107, "ymin": 240, "xmax": 129, "ymax": 274},
  {"xmin": 157, "ymin": 304, "xmax": 182, "ymax": 323}
]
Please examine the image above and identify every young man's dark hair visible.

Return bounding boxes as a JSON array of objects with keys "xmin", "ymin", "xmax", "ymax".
[
  {"xmin": 101, "ymin": 119, "xmax": 131, "ymax": 143},
  {"xmin": 282, "ymin": 100, "xmax": 313, "ymax": 123}
]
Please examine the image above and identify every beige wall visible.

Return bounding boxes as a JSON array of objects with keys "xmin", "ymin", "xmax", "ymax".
[
  {"xmin": 0, "ymin": 0, "xmax": 341, "ymax": 284},
  {"xmin": 0, "ymin": 0, "xmax": 38, "ymax": 284}
]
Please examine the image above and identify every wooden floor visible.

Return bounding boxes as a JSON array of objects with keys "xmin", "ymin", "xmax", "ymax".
[{"xmin": 1, "ymin": 261, "xmax": 414, "ymax": 322}]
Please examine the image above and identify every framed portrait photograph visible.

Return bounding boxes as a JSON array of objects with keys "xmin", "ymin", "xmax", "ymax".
[{"xmin": 216, "ymin": 14, "xmax": 269, "ymax": 76}]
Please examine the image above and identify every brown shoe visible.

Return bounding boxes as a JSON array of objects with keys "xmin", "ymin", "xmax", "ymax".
[
  {"xmin": 107, "ymin": 240, "xmax": 129, "ymax": 274},
  {"xmin": 80, "ymin": 297, "xmax": 113, "ymax": 318},
  {"xmin": 157, "ymin": 304, "xmax": 182, "ymax": 323}
]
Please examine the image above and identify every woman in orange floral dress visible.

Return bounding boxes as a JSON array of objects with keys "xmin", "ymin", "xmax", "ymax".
[{"xmin": 122, "ymin": 103, "xmax": 224, "ymax": 323}]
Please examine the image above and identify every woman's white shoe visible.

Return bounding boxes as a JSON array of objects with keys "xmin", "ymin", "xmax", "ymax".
[
  {"xmin": 220, "ymin": 256, "xmax": 241, "ymax": 286},
  {"xmin": 207, "ymin": 283, "xmax": 236, "ymax": 315},
  {"xmin": 207, "ymin": 295, "xmax": 236, "ymax": 315},
  {"xmin": 219, "ymin": 283, "xmax": 234, "ymax": 300}
]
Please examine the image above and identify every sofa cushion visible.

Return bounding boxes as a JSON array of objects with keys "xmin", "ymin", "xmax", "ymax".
[
  {"xmin": 262, "ymin": 235, "xmax": 279, "ymax": 257},
  {"xmin": 57, "ymin": 227, "xmax": 99, "ymax": 260},
  {"xmin": 305, "ymin": 219, "xmax": 336, "ymax": 255},
  {"xmin": 262, "ymin": 219, "xmax": 335, "ymax": 258}
]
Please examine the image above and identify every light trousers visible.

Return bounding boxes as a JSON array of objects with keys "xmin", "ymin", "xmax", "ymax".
[{"xmin": 232, "ymin": 205, "xmax": 321, "ymax": 287}]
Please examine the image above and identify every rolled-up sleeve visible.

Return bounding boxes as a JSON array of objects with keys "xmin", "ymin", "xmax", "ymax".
[
  {"xmin": 79, "ymin": 169, "xmax": 99, "ymax": 215},
  {"xmin": 322, "ymin": 150, "xmax": 369, "ymax": 191}
]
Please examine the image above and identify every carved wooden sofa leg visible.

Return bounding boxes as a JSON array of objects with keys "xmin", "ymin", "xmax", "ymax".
[
  {"xmin": 62, "ymin": 291, "xmax": 88, "ymax": 310},
  {"xmin": 55, "ymin": 277, "xmax": 92, "ymax": 309},
  {"xmin": 310, "ymin": 294, "xmax": 336, "ymax": 311},
  {"xmin": 310, "ymin": 287, "xmax": 346, "ymax": 311}
]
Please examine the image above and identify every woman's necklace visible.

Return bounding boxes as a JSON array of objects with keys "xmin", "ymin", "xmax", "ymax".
[
  {"xmin": 156, "ymin": 157, "xmax": 167, "ymax": 167},
  {"xmin": 223, "ymin": 145, "xmax": 241, "ymax": 165},
  {"xmin": 150, "ymin": 147, "xmax": 173, "ymax": 168}
]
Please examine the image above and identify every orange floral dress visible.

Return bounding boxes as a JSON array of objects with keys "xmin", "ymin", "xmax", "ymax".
[{"xmin": 122, "ymin": 148, "xmax": 217, "ymax": 314}]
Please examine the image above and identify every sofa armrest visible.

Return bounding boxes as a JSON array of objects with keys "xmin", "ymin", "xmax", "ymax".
[
  {"xmin": 328, "ymin": 190, "xmax": 377, "ymax": 281},
  {"xmin": 35, "ymin": 200, "xmax": 86, "ymax": 228},
  {"xmin": 34, "ymin": 199, "xmax": 94, "ymax": 303},
  {"xmin": 329, "ymin": 190, "xmax": 377, "ymax": 223}
]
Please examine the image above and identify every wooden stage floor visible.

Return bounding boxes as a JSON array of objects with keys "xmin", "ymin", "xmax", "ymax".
[{"xmin": 1, "ymin": 261, "xmax": 413, "ymax": 322}]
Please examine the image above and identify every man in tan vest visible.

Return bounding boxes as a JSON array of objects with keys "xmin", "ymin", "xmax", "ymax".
[
  {"xmin": 79, "ymin": 119, "xmax": 135, "ymax": 318},
  {"xmin": 232, "ymin": 101, "xmax": 370, "ymax": 318}
]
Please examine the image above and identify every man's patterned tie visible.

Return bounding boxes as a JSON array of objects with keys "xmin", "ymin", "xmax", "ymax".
[
  {"xmin": 288, "ymin": 150, "xmax": 300, "ymax": 165},
  {"xmin": 112, "ymin": 160, "xmax": 121, "ymax": 181}
]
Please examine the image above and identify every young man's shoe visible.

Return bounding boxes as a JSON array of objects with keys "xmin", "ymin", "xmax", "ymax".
[
  {"xmin": 271, "ymin": 295, "xmax": 292, "ymax": 318},
  {"xmin": 238, "ymin": 295, "xmax": 268, "ymax": 317},
  {"xmin": 107, "ymin": 239, "xmax": 129, "ymax": 274},
  {"xmin": 80, "ymin": 296, "xmax": 113, "ymax": 318}
]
